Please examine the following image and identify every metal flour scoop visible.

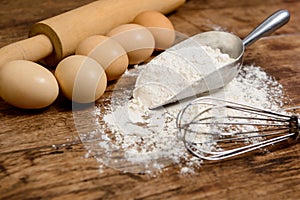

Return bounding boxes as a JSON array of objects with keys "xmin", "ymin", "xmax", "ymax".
[{"xmin": 150, "ymin": 9, "xmax": 290, "ymax": 110}]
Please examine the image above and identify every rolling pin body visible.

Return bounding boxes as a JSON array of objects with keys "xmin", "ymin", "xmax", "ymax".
[{"xmin": 0, "ymin": 0, "xmax": 185, "ymax": 67}]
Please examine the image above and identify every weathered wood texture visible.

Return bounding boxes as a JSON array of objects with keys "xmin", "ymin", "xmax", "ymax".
[{"xmin": 1, "ymin": 0, "xmax": 300, "ymax": 199}]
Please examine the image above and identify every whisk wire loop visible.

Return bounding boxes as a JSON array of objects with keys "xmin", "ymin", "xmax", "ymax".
[{"xmin": 176, "ymin": 97, "xmax": 299, "ymax": 160}]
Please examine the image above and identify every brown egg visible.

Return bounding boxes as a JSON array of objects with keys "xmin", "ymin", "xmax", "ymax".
[
  {"xmin": 76, "ymin": 35, "xmax": 128, "ymax": 81},
  {"xmin": 133, "ymin": 11, "xmax": 175, "ymax": 50},
  {"xmin": 55, "ymin": 55, "xmax": 107, "ymax": 103},
  {"xmin": 0, "ymin": 60, "xmax": 59, "ymax": 109},
  {"xmin": 107, "ymin": 24, "xmax": 155, "ymax": 65}
]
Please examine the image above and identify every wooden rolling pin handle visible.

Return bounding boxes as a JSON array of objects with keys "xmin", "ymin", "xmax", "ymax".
[{"xmin": 0, "ymin": 34, "xmax": 53, "ymax": 68}]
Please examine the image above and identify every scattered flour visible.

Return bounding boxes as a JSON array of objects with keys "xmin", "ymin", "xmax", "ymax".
[{"xmin": 77, "ymin": 42, "xmax": 287, "ymax": 175}]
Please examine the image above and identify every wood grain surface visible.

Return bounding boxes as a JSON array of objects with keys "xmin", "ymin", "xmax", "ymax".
[{"xmin": 1, "ymin": 0, "xmax": 300, "ymax": 199}]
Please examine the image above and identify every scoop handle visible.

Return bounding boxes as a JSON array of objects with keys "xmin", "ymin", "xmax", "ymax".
[{"xmin": 243, "ymin": 9, "xmax": 290, "ymax": 47}]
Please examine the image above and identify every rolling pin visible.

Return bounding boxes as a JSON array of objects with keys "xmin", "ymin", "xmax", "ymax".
[{"xmin": 0, "ymin": 0, "xmax": 185, "ymax": 67}]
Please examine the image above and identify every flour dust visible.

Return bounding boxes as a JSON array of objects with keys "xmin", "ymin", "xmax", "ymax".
[{"xmin": 76, "ymin": 42, "xmax": 288, "ymax": 175}]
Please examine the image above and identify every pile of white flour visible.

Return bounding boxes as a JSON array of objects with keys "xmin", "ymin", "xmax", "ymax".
[{"xmin": 79, "ymin": 41, "xmax": 287, "ymax": 175}]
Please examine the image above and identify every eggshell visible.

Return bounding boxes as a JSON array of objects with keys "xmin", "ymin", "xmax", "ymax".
[
  {"xmin": 107, "ymin": 24, "xmax": 155, "ymax": 65},
  {"xmin": 133, "ymin": 11, "xmax": 175, "ymax": 50},
  {"xmin": 55, "ymin": 55, "xmax": 107, "ymax": 103},
  {"xmin": 0, "ymin": 60, "xmax": 59, "ymax": 109},
  {"xmin": 76, "ymin": 35, "xmax": 128, "ymax": 81}
]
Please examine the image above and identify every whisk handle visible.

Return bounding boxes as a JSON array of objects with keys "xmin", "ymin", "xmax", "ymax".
[
  {"xmin": 290, "ymin": 116, "xmax": 300, "ymax": 140},
  {"xmin": 243, "ymin": 9, "xmax": 290, "ymax": 47}
]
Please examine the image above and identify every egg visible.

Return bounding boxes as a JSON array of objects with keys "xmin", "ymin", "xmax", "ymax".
[
  {"xmin": 55, "ymin": 55, "xmax": 107, "ymax": 103},
  {"xmin": 0, "ymin": 60, "xmax": 59, "ymax": 109},
  {"xmin": 133, "ymin": 11, "xmax": 175, "ymax": 50},
  {"xmin": 76, "ymin": 35, "xmax": 128, "ymax": 81},
  {"xmin": 107, "ymin": 24, "xmax": 155, "ymax": 65}
]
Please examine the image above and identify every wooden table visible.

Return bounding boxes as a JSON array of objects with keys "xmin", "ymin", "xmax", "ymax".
[{"xmin": 1, "ymin": 0, "xmax": 300, "ymax": 199}]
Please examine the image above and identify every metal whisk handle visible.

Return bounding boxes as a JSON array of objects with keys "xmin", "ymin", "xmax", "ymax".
[{"xmin": 290, "ymin": 115, "xmax": 300, "ymax": 140}]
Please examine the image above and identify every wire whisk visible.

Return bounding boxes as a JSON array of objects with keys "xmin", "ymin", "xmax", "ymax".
[{"xmin": 176, "ymin": 97, "xmax": 299, "ymax": 160}]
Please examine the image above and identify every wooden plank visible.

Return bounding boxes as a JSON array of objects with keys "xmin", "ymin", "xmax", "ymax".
[
  {"xmin": 172, "ymin": 1, "xmax": 300, "ymax": 37},
  {"xmin": 244, "ymin": 35, "xmax": 300, "ymax": 104}
]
